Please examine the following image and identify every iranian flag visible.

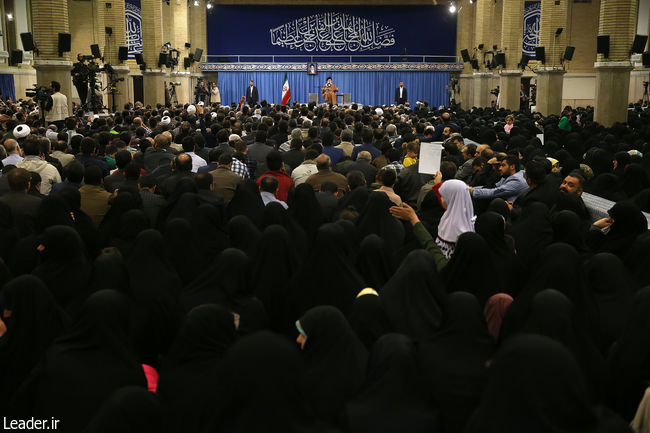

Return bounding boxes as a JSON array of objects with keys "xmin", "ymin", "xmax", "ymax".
[{"xmin": 281, "ymin": 73, "xmax": 291, "ymax": 105}]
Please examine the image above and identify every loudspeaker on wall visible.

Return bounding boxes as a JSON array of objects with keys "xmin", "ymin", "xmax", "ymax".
[
  {"xmin": 194, "ymin": 48, "xmax": 203, "ymax": 63},
  {"xmin": 494, "ymin": 53, "xmax": 506, "ymax": 67},
  {"xmin": 118, "ymin": 46, "xmax": 128, "ymax": 62},
  {"xmin": 563, "ymin": 46, "xmax": 575, "ymax": 61},
  {"xmin": 10, "ymin": 49, "xmax": 23, "ymax": 65},
  {"xmin": 20, "ymin": 32, "xmax": 34, "ymax": 51},
  {"xmin": 597, "ymin": 35, "xmax": 610, "ymax": 58},
  {"xmin": 58, "ymin": 33, "xmax": 71, "ymax": 56},
  {"xmin": 632, "ymin": 35, "xmax": 648, "ymax": 54},
  {"xmin": 91, "ymin": 44, "xmax": 102, "ymax": 59},
  {"xmin": 158, "ymin": 52, "xmax": 169, "ymax": 67}
]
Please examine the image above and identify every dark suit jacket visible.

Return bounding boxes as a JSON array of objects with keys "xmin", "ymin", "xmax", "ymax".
[
  {"xmin": 395, "ymin": 87, "xmax": 408, "ymax": 105},
  {"xmin": 160, "ymin": 172, "xmax": 195, "ymax": 199},
  {"xmin": 316, "ymin": 191, "xmax": 339, "ymax": 221},
  {"xmin": 339, "ymin": 161, "xmax": 378, "ymax": 186},
  {"xmin": 139, "ymin": 190, "xmax": 167, "ymax": 227},
  {"xmin": 246, "ymin": 86, "xmax": 259, "ymax": 106},
  {"xmin": 514, "ymin": 175, "xmax": 562, "ymax": 210},
  {"xmin": 282, "ymin": 149, "xmax": 306, "ymax": 174},
  {"xmin": 247, "ymin": 142, "xmax": 273, "ymax": 178},
  {"xmin": 197, "ymin": 189, "xmax": 225, "ymax": 207},
  {"xmin": 103, "ymin": 170, "xmax": 125, "ymax": 193},
  {"xmin": 214, "ymin": 143, "xmax": 234, "ymax": 159},
  {"xmin": 0, "ymin": 191, "xmax": 41, "ymax": 235}
]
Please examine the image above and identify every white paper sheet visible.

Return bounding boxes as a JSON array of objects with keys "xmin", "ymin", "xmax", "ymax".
[{"xmin": 418, "ymin": 142, "xmax": 443, "ymax": 175}]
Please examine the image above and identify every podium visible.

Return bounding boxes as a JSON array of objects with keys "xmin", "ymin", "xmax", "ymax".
[{"xmin": 308, "ymin": 92, "xmax": 350, "ymax": 104}]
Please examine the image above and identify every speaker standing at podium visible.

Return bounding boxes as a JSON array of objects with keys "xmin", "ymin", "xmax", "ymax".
[{"xmin": 321, "ymin": 77, "xmax": 338, "ymax": 105}]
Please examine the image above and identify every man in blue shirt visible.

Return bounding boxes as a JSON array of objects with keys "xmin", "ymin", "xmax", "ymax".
[
  {"xmin": 350, "ymin": 129, "xmax": 381, "ymax": 161},
  {"xmin": 320, "ymin": 131, "xmax": 344, "ymax": 167},
  {"xmin": 1, "ymin": 139, "xmax": 23, "ymax": 167},
  {"xmin": 470, "ymin": 154, "xmax": 528, "ymax": 203},
  {"xmin": 75, "ymin": 137, "xmax": 111, "ymax": 177}
]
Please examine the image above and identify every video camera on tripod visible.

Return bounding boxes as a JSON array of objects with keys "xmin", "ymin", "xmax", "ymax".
[
  {"xmin": 26, "ymin": 85, "xmax": 52, "ymax": 104},
  {"xmin": 167, "ymin": 81, "xmax": 181, "ymax": 105},
  {"xmin": 25, "ymin": 84, "xmax": 53, "ymax": 126}
]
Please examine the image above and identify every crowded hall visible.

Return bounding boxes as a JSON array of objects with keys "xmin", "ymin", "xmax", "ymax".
[{"xmin": 2, "ymin": 0, "xmax": 650, "ymax": 432}]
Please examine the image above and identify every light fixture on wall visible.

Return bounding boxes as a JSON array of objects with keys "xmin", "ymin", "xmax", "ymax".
[
  {"xmin": 449, "ymin": 2, "xmax": 457, "ymax": 13},
  {"xmin": 193, "ymin": 0, "xmax": 199, "ymax": 6},
  {"xmin": 206, "ymin": 2, "xmax": 213, "ymax": 9},
  {"xmin": 6, "ymin": 13, "xmax": 13, "ymax": 21}
]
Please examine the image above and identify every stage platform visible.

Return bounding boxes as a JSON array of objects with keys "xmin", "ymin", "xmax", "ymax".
[{"xmin": 200, "ymin": 62, "xmax": 462, "ymax": 107}]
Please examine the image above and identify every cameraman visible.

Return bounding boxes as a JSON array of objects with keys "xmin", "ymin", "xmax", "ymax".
[
  {"xmin": 71, "ymin": 54, "xmax": 89, "ymax": 108},
  {"xmin": 45, "ymin": 81, "xmax": 68, "ymax": 130}
]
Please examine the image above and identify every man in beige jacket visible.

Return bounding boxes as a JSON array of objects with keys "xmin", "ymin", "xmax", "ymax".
[
  {"xmin": 335, "ymin": 128, "xmax": 355, "ymax": 157},
  {"xmin": 44, "ymin": 81, "xmax": 68, "ymax": 131}
]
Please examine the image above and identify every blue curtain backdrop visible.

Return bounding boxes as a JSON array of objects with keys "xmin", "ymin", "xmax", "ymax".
[
  {"xmin": 0, "ymin": 74, "xmax": 15, "ymax": 101},
  {"xmin": 216, "ymin": 71, "xmax": 449, "ymax": 107}
]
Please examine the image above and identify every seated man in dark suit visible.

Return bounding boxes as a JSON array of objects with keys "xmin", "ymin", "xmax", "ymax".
[
  {"xmin": 0, "ymin": 167, "xmax": 42, "ymax": 235},
  {"xmin": 315, "ymin": 181, "xmax": 339, "ymax": 221},
  {"xmin": 160, "ymin": 154, "xmax": 194, "ymax": 199},
  {"xmin": 195, "ymin": 171, "xmax": 225, "ymax": 206},
  {"xmin": 514, "ymin": 158, "xmax": 561, "ymax": 210},
  {"xmin": 104, "ymin": 150, "xmax": 132, "ymax": 193},
  {"xmin": 337, "ymin": 151, "xmax": 378, "ymax": 187},
  {"xmin": 138, "ymin": 174, "xmax": 167, "ymax": 227}
]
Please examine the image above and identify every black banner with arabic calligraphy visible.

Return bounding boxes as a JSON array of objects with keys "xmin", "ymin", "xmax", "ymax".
[{"xmin": 206, "ymin": 5, "xmax": 456, "ymax": 58}]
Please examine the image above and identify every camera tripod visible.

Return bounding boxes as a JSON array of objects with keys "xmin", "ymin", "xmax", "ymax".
[
  {"xmin": 169, "ymin": 84, "xmax": 179, "ymax": 105},
  {"xmin": 87, "ymin": 85, "xmax": 105, "ymax": 113},
  {"xmin": 643, "ymin": 81, "xmax": 649, "ymax": 106}
]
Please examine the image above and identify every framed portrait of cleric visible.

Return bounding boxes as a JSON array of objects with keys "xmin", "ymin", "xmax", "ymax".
[{"xmin": 307, "ymin": 63, "xmax": 318, "ymax": 75}]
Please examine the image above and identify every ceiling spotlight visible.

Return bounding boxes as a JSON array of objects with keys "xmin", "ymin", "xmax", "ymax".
[
  {"xmin": 449, "ymin": 3, "xmax": 457, "ymax": 13},
  {"xmin": 6, "ymin": 13, "xmax": 13, "ymax": 21},
  {"xmin": 193, "ymin": 0, "xmax": 199, "ymax": 6},
  {"xmin": 206, "ymin": 2, "xmax": 212, "ymax": 8},
  {"xmin": 469, "ymin": 0, "xmax": 475, "ymax": 3}
]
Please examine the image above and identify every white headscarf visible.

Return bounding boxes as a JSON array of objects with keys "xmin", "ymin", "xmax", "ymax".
[{"xmin": 437, "ymin": 179, "xmax": 475, "ymax": 243}]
